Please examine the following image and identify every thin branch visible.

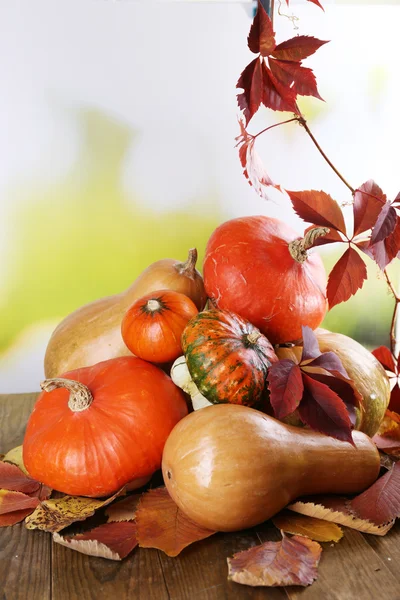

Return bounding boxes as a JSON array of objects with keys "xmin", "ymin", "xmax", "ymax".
[
  {"xmin": 270, "ymin": 0, "xmax": 275, "ymax": 27},
  {"xmin": 384, "ymin": 269, "xmax": 400, "ymax": 357},
  {"xmin": 253, "ymin": 116, "xmax": 300, "ymax": 139}
]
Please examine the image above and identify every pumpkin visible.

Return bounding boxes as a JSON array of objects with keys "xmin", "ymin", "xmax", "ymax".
[
  {"xmin": 203, "ymin": 216, "xmax": 327, "ymax": 344},
  {"xmin": 23, "ymin": 356, "xmax": 188, "ymax": 497},
  {"xmin": 275, "ymin": 328, "xmax": 391, "ymax": 437},
  {"xmin": 121, "ymin": 290, "xmax": 198, "ymax": 364},
  {"xmin": 181, "ymin": 309, "xmax": 278, "ymax": 406},
  {"xmin": 162, "ymin": 404, "xmax": 380, "ymax": 532},
  {"xmin": 44, "ymin": 249, "xmax": 207, "ymax": 378}
]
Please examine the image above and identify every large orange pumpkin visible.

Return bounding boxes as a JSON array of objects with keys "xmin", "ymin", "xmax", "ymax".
[{"xmin": 23, "ymin": 356, "xmax": 188, "ymax": 497}]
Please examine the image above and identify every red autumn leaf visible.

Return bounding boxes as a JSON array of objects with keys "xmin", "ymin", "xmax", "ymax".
[
  {"xmin": 368, "ymin": 215, "xmax": 400, "ymax": 270},
  {"xmin": 306, "ymin": 0, "xmax": 324, "ymax": 9},
  {"xmin": 373, "ymin": 411, "xmax": 400, "ymax": 457},
  {"xmin": 261, "ymin": 62, "xmax": 298, "ymax": 114},
  {"xmin": 0, "ymin": 462, "xmax": 40, "ymax": 495},
  {"xmin": 248, "ymin": 2, "xmax": 276, "ymax": 57},
  {"xmin": 236, "ymin": 120, "xmax": 280, "ymax": 201},
  {"xmin": 372, "ymin": 346, "xmax": 396, "ymax": 373},
  {"xmin": 288, "ymin": 495, "xmax": 394, "ymax": 536},
  {"xmin": 298, "ymin": 374, "xmax": 353, "ymax": 444},
  {"xmin": 288, "ymin": 190, "xmax": 346, "ymax": 234},
  {"xmin": 272, "ymin": 35, "xmax": 328, "ymax": 62},
  {"xmin": 300, "ymin": 325, "xmax": 321, "ymax": 361},
  {"xmin": 371, "ymin": 203, "xmax": 397, "ymax": 244},
  {"xmin": 304, "ymin": 225, "xmax": 344, "ymax": 247},
  {"xmin": 267, "ymin": 360, "xmax": 304, "ymax": 419},
  {"xmin": 269, "ymin": 59, "xmax": 323, "ymax": 101},
  {"xmin": 353, "ymin": 180, "xmax": 386, "ymax": 237},
  {"xmin": 350, "ymin": 462, "xmax": 400, "ymax": 526},
  {"xmin": 54, "ymin": 521, "xmax": 138, "ymax": 561},
  {"xmin": 304, "ymin": 353, "xmax": 349, "ymax": 379},
  {"xmin": 389, "ymin": 384, "xmax": 400, "ymax": 413},
  {"xmin": 136, "ymin": 487, "xmax": 215, "ymax": 557},
  {"xmin": 237, "ymin": 58, "xmax": 263, "ymax": 126},
  {"xmin": 0, "ymin": 508, "xmax": 38, "ymax": 527},
  {"xmin": 227, "ymin": 533, "xmax": 322, "ymax": 587},
  {"xmin": 302, "ymin": 372, "xmax": 360, "ymax": 427},
  {"xmin": 327, "ymin": 247, "xmax": 367, "ymax": 309},
  {"xmin": 0, "ymin": 489, "xmax": 39, "ymax": 517}
]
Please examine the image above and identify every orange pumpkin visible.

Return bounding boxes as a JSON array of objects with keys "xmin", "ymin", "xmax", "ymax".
[
  {"xmin": 23, "ymin": 356, "xmax": 188, "ymax": 497},
  {"xmin": 121, "ymin": 289, "xmax": 198, "ymax": 364}
]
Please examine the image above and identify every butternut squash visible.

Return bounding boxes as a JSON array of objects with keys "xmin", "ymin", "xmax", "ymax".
[
  {"xmin": 162, "ymin": 404, "xmax": 380, "ymax": 532},
  {"xmin": 44, "ymin": 249, "xmax": 207, "ymax": 378}
]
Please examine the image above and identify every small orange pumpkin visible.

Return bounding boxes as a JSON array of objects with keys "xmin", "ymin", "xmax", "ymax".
[{"xmin": 121, "ymin": 289, "xmax": 198, "ymax": 364}]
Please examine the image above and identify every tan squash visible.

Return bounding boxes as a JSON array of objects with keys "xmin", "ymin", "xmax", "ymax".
[
  {"xmin": 275, "ymin": 328, "xmax": 390, "ymax": 437},
  {"xmin": 44, "ymin": 249, "xmax": 207, "ymax": 378},
  {"xmin": 162, "ymin": 404, "xmax": 380, "ymax": 532}
]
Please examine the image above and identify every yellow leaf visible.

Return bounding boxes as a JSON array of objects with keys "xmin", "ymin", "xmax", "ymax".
[{"xmin": 272, "ymin": 511, "xmax": 343, "ymax": 542}]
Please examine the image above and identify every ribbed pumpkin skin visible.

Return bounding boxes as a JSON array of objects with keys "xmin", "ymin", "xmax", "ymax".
[
  {"xmin": 203, "ymin": 216, "xmax": 327, "ymax": 344},
  {"xmin": 182, "ymin": 309, "xmax": 278, "ymax": 406},
  {"xmin": 23, "ymin": 356, "xmax": 188, "ymax": 497}
]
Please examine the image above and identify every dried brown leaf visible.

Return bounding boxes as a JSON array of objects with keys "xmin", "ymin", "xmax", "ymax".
[
  {"xmin": 350, "ymin": 463, "xmax": 400, "ymax": 525},
  {"xmin": 272, "ymin": 510, "xmax": 343, "ymax": 542},
  {"xmin": 53, "ymin": 521, "xmax": 138, "ymax": 560},
  {"xmin": 25, "ymin": 489, "xmax": 123, "ymax": 533},
  {"xmin": 227, "ymin": 533, "xmax": 321, "ymax": 587},
  {"xmin": 0, "ymin": 461, "xmax": 40, "ymax": 495},
  {"xmin": 105, "ymin": 494, "xmax": 141, "ymax": 523},
  {"xmin": 2, "ymin": 446, "xmax": 29, "ymax": 475},
  {"xmin": 136, "ymin": 487, "xmax": 215, "ymax": 557},
  {"xmin": 288, "ymin": 496, "xmax": 394, "ymax": 536}
]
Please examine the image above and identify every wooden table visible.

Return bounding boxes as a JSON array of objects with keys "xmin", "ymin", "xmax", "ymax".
[{"xmin": 1, "ymin": 393, "xmax": 400, "ymax": 600}]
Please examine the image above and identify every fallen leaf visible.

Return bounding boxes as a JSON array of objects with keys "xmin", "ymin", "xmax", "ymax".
[
  {"xmin": 272, "ymin": 511, "xmax": 343, "ymax": 542},
  {"xmin": 136, "ymin": 487, "xmax": 215, "ymax": 557},
  {"xmin": 227, "ymin": 533, "xmax": 321, "ymax": 587},
  {"xmin": 0, "ymin": 461, "xmax": 40, "ymax": 495},
  {"xmin": 53, "ymin": 521, "xmax": 138, "ymax": 560},
  {"xmin": 0, "ymin": 489, "xmax": 39, "ymax": 518},
  {"xmin": 373, "ymin": 412, "xmax": 400, "ymax": 457},
  {"xmin": 288, "ymin": 190, "xmax": 346, "ymax": 233},
  {"xmin": 350, "ymin": 463, "xmax": 400, "ymax": 525},
  {"xmin": 25, "ymin": 489, "xmax": 122, "ymax": 533},
  {"xmin": 2, "ymin": 446, "xmax": 29, "ymax": 475},
  {"xmin": 326, "ymin": 247, "xmax": 367, "ymax": 309},
  {"xmin": 0, "ymin": 508, "xmax": 38, "ymax": 527},
  {"xmin": 288, "ymin": 496, "xmax": 394, "ymax": 536},
  {"xmin": 105, "ymin": 494, "xmax": 141, "ymax": 523}
]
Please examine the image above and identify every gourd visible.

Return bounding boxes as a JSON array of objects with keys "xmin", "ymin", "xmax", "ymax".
[
  {"xmin": 162, "ymin": 404, "xmax": 380, "ymax": 532},
  {"xmin": 23, "ymin": 356, "xmax": 188, "ymax": 497},
  {"xmin": 44, "ymin": 249, "xmax": 207, "ymax": 378},
  {"xmin": 203, "ymin": 216, "xmax": 327, "ymax": 344},
  {"xmin": 181, "ymin": 309, "xmax": 278, "ymax": 406},
  {"xmin": 276, "ymin": 328, "xmax": 391, "ymax": 437},
  {"xmin": 121, "ymin": 290, "xmax": 198, "ymax": 364}
]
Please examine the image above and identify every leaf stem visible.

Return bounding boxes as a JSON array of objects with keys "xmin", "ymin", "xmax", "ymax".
[
  {"xmin": 384, "ymin": 269, "xmax": 400, "ymax": 357},
  {"xmin": 253, "ymin": 117, "xmax": 300, "ymax": 139},
  {"xmin": 297, "ymin": 116, "xmax": 355, "ymax": 195}
]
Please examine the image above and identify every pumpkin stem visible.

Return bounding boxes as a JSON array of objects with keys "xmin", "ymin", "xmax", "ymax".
[
  {"xmin": 246, "ymin": 331, "xmax": 262, "ymax": 345},
  {"xmin": 288, "ymin": 227, "xmax": 330, "ymax": 263},
  {"xmin": 146, "ymin": 299, "xmax": 163, "ymax": 312},
  {"xmin": 176, "ymin": 248, "xmax": 198, "ymax": 278},
  {"xmin": 40, "ymin": 378, "xmax": 94, "ymax": 413}
]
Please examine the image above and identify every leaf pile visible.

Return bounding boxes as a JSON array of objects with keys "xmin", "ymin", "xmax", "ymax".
[{"xmin": 267, "ymin": 325, "xmax": 361, "ymax": 442}]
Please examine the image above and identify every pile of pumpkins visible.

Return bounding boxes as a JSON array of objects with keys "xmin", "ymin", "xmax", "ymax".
[{"xmin": 22, "ymin": 215, "xmax": 390, "ymax": 531}]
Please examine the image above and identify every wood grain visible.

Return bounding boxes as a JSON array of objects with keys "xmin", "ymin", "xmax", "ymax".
[{"xmin": 2, "ymin": 392, "xmax": 400, "ymax": 600}]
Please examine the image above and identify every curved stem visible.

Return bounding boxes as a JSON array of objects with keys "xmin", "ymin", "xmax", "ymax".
[
  {"xmin": 288, "ymin": 227, "xmax": 330, "ymax": 263},
  {"xmin": 41, "ymin": 378, "xmax": 94, "ymax": 413},
  {"xmin": 298, "ymin": 116, "xmax": 355, "ymax": 195},
  {"xmin": 176, "ymin": 248, "xmax": 198, "ymax": 276},
  {"xmin": 254, "ymin": 117, "xmax": 300, "ymax": 140}
]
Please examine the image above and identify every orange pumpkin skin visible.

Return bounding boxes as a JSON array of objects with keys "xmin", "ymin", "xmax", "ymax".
[
  {"xmin": 23, "ymin": 357, "xmax": 188, "ymax": 497},
  {"xmin": 121, "ymin": 290, "xmax": 198, "ymax": 364},
  {"xmin": 203, "ymin": 216, "xmax": 327, "ymax": 344}
]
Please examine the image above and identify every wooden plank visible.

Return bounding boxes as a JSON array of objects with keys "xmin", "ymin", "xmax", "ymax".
[
  {"xmin": 158, "ymin": 530, "xmax": 288, "ymax": 599},
  {"xmin": 51, "ymin": 545, "xmax": 170, "ymax": 600},
  {"xmin": 257, "ymin": 521, "xmax": 400, "ymax": 600},
  {"xmin": 0, "ymin": 392, "xmax": 51, "ymax": 600},
  {"xmin": 364, "ymin": 520, "xmax": 400, "ymax": 584}
]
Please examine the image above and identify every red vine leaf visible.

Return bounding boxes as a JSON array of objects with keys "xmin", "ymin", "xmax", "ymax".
[
  {"xmin": 227, "ymin": 533, "xmax": 322, "ymax": 587},
  {"xmin": 267, "ymin": 361, "xmax": 304, "ymax": 419},
  {"xmin": 298, "ymin": 374, "xmax": 354, "ymax": 444},
  {"xmin": 373, "ymin": 412, "xmax": 400, "ymax": 458},
  {"xmin": 350, "ymin": 463, "xmax": 400, "ymax": 526},
  {"xmin": 353, "ymin": 180, "xmax": 386, "ymax": 237},
  {"xmin": 306, "ymin": 0, "xmax": 324, "ymax": 9},
  {"xmin": 248, "ymin": 2, "xmax": 276, "ymax": 56},
  {"xmin": 54, "ymin": 521, "xmax": 138, "ymax": 561},
  {"xmin": 261, "ymin": 62, "xmax": 298, "ymax": 114},
  {"xmin": 271, "ymin": 36, "xmax": 328, "ymax": 62},
  {"xmin": 236, "ymin": 120, "xmax": 280, "ymax": 200},
  {"xmin": 371, "ymin": 349, "xmax": 400, "ymax": 412},
  {"xmin": 368, "ymin": 215, "xmax": 400, "ymax": 270},
  {"xmin": 326, "ymin": 247, "xmax": 367, "ymax": 309},
  {"xmin": 136, "ymin": 487, "xmax": 215, "ymax": 557},
  {"xmin": 300, "ymin": 325, "xmax": 321, "ymax": 361},
  {"xmin": 372, "ymin": 346, "xmax": 396, "ymax": 373},
  {"xmin": 269, "ymin": 59, "xmax": 323, "ymax": 101},
  {"xmin": 287, "ymin": 190, "xmax": 346, "ymax": 234},
  {"xmin": 371, "ymin": 203, "xmax": 397, "ymax": 244},
  {"xmin": 237, "ymin": 58, "xmax": 263, "ymax": 126}
]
